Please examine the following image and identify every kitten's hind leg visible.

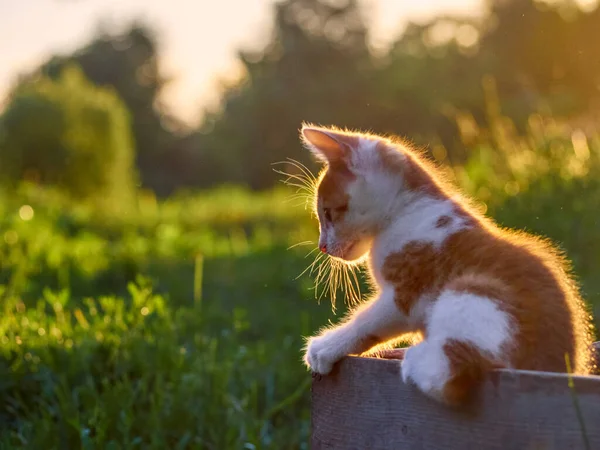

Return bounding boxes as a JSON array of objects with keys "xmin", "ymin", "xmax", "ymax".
[{"xmin": 401, "ymin": 281, "xmax": 514, "ymax": 405}]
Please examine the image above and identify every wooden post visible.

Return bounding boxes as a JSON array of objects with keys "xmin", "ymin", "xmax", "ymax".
[{"xmin": 311, "ymin": 342, "xmax": 600, "ymax": 449}]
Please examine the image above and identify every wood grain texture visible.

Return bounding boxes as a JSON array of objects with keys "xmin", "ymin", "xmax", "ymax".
[{"xmin": 311, "ymin": 341, "xmax": 600, "ymax": 450}]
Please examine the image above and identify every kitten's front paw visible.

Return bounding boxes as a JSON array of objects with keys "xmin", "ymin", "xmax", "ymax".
[{"xmin": 304, "ymin": 332, "xmax": 345, "ymax": 375}]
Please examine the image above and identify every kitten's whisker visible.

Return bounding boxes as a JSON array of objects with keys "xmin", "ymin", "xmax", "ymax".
[
  {"xmin": 277, "ymin": 179, "xmax": 312, "ymax": 192},
  {"xmin": 276, "ymin": 158, "xmax": 365, "ymax": 310},
  {"xmin": 296, "ymin": 251, "xmax": 325, "ymax": 280},
  {"xmin": 343, "ymin": 263, "xmax": 362, "ymax": 306},
  {"xmin": 276, "ymin": 165, "xmax": 317, "ymax": 193},
  {"xmin": 275, "ymin": 179, "xmax": 315, "ymax": 207},
  {"xmin": 348, "ymin": 265, "xmax": 362, "ymax": 305},
  {"xmin": 272, "ymin": 161, "xmax": 318, "ymax": 219},
  {"xmin": 341, "ymin": 264, "xmax": 351, "ymax": 305},
  {"xmin": 272, "ymin": 164, "xmax": 314, "ymax": 185},
  {"xmin": 287, "ymin": 240, "xmax": 313, "ymax": 250},
  {"xmin": 310, "ymin": 254, "xmax": 329, "ymax": 284},
  {"xmin": 272, "ymin": 162, "xmax": 317, "ymax": 196},
  {"xmin": 284, "ymin": 158, "xmax": 317, "ymax": 184},
  {"xmin": 329, "ymin": 259, "xmax": 342, "ymax": 309},
  {"xmin": 314, "ymin": 256, "xmax": 330, "ymax": 285},
  {"xmin": 283, "ymin": 194, "xmax": 314, "ymax": 208},
  {"xmin": 314, "ymin": 258, "xmax": 333, "ymax": 303},
  {"xmin": 284, "ymin": 193, "xmax": 312, "ymax": 202},
  {"xmin": 316, "ymin": 257, "xmax": 331, "ymax": 285},
  {"xmin": 304, "ymin": 247, "xmax": 320, "ymax": 258}
]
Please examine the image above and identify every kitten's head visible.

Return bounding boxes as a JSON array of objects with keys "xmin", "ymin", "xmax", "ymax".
[{"xmin": 300, "ymin": 124, "xmax": 428, "ymax": 263}]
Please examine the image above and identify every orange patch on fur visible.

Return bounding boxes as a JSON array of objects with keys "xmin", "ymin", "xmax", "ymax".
[
  {"xmin": 383, "ymin": 227, "xmax": 594, "ymax": 375},
  {"xmin": 382, "ymin": 243, "xmax": 438, "ymax": 315},
  {"xmin": 446, "ymin": 273, "xmax": 511, "ymax": 306},
  {"xmin": 376, "ymin": 142, "xmax": 445, "ymax": 199},
  {"xmin": 317, "ymin": 164, "xmax": 354, "ymax": 211},
  {"xmin": 403, "ymin": 153, "xmax": 446, "ymax": 198},
  {"xmin": 435, "ymin": 215, "xmax": 452, "ymax": 228},
  {"xmin": 442, "ymin": 339, "xmax": 501, "ymax": 406}
]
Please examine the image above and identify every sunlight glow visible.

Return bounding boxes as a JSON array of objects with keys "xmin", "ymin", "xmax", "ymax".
[
  {"xmin": 19, "ymin": 205, "xmax": 34, "ymax": 221},
  {"xmin": 0, "ymin": 0, "xmax": 483, "ymax": 125}
]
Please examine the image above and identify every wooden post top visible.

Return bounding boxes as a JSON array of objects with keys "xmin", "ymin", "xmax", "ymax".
[{"xmin": 311, "ymin": 342, "xmax": 600, "ymax": 450}]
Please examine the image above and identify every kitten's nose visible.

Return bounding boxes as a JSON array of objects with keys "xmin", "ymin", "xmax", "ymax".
[{"xmin": 319, "ymin": 243, "xmax": 327, "ymax": 253}]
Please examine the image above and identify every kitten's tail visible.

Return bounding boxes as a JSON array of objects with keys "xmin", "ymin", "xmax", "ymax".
[{"xmin": 440, "ymin": 339, "xmax": 506, "ymax": 406}]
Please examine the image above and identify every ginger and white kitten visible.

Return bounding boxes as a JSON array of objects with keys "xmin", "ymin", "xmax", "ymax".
[{"xmin": 300, "ymin": 124, "xmax": 595, "ymax": 405}]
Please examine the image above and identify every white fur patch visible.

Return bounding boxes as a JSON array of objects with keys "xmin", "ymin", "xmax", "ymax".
[
  {"xmin": 401, "ymin": 339, "xmax": 451, "ymax": 401},
  {"xmin": 370, "ymin": 196, "xmax": 470, "ymax": 278},
  {"xmin": 304, "ymin": 288, "xmax": 412, "ymax": 374},
  {"xmin": 402, "ymin": 291, "xmax": 513, "ymax": 400},
  {"xmin": 426, "ymin": 290, "xmax": 513, "ymax": 357},
  {"xmin": 353, "ymin": 288, "xmax": 415, "ymax": 337},
  {"xmin": 320, "ymin": 222, "xmax": 336, "ymax": 253},
  {"xmin": 346, "ymin": 155, "xmax": 407, "ymax": 231},
  {"xmin": 350, "ymin": 138, "xmax": 381, "ymax": 170}
]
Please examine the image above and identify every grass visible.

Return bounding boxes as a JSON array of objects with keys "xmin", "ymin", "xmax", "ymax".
[
  {"xmin": 0, "ymin": 184, "xmax": 337, "ymax": 449},
  {"xmin": 1, "ymin": 109, "xmax": 600, "ymax": 448}
]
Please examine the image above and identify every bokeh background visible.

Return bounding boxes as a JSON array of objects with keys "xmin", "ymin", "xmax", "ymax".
[{"xmin": 1, "ymin": 0, "xmax": 599, "ymax": 448}]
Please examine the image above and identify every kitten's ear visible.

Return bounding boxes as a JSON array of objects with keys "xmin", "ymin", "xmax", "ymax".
[{"xmin": 301, "ymin": 126, "xmax": 356, "ymax": 165}]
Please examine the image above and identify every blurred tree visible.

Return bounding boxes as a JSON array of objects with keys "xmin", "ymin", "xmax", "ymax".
[
  {"xmin": 190, "ymin": 0, "xmax": 516, "ymax": 188},
  {"xmin": 39, "ymin": 23, "xmax": 181, "ymax": 194},
  {"xmin": 480, "ymin": 0, "xmax": 600, "ymax": 116},
  {"xmin": 0, "ymin": 65, "xmax": 136, "ymax": 204},
  {"xmin": 193, "ymin": 0, "xmax": 377, "ymax": 189},
  {"xmin": 9, "ymin": 0, "xmax": 600, "ymax": 193},
  {"xmin": 370, "ymin": 17, "xmax": 489, "ymax": 162},
  {"xmin": 371, "ymin": 0, "xmax": 600, "ymax": 161}
]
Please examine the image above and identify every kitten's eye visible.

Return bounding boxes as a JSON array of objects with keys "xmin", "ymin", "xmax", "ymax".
[
  {"xmin": 336, "ymin": 204, "xmax": 348, "ymax": 214},
  {"xmin": 323, "ymin": 208, "xmax": 332, "ymax": 222}
]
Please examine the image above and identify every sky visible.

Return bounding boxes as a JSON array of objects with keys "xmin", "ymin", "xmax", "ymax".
[{"xmin": 0, "ymin": 0, "xmax": 485, "ymax": 125}]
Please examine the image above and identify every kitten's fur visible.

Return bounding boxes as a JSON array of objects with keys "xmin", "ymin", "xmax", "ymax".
[{"xmin": 300, "ymin": 124, "xmax": 595, "ymax": 405}]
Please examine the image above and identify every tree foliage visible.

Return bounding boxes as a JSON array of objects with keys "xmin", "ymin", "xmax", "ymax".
[
  {"xmin": 191, "ymin": 0, "xmax": 600, "ymax": 188},
  {"xmin": 0, "ymin": 65, "xmax": 136, "ymax": 203},
  {"xmin": 40, "ymin": 24, "xmax": 180, "ymax": 194},
  {"xmin": 4, "ymin": 0, "xmax": 600, "ymax": 193},
  {"xmin": 192, "ymin": 0, "xmax": 376, "ymax": 189}
]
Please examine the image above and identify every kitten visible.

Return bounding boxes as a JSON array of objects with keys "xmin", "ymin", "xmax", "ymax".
[{"xmin": 299, "ymin": 124, "xmax": 595, "ymax": 405}]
